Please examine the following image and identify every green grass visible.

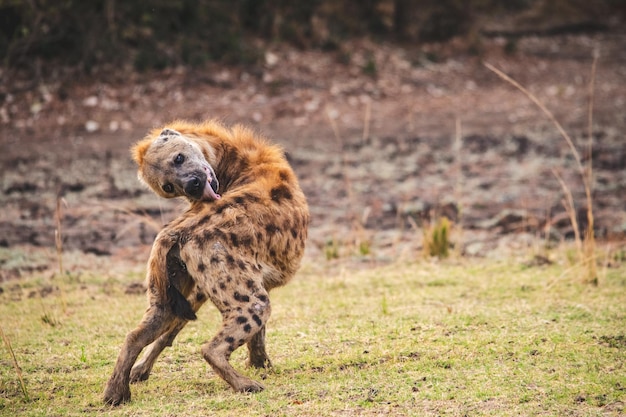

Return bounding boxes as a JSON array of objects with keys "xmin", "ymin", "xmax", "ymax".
[{"xmin": 1, "ymin": 255, "xmax": 625, "ymax": 416}]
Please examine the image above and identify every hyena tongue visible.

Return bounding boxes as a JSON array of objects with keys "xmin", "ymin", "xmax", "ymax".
[
  {"xmin": 209, "ymin": 176, "xmax": 219, "ymax": 194},
  {"xmin": 202, "ymin": 166, "xmax": 221, "ymax": 201},
  {"xmin": 202, "ymin": 181, "xmax": 221, "ymax": 200}
]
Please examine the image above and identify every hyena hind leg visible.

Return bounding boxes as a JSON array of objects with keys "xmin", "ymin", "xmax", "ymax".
[
  {"xmin": 103, "ymin": 305, "xmax": 179, "ymax": 405},
  {"xmin": 201, "ymin": 293, "xmax": 272, "ymax": 392},
  {"xmin": 247, "ymin": 325, "xmax": 272, "ymax": 369},
  {"xmin": 130, "ymin": 252, "xmax": 206, "ymax": 383},
  {"xmin": 129, "ymin": 319, "xmax": 188, "ymax": 383}
]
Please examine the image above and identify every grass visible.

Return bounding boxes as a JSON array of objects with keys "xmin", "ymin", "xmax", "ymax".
[
  {"xmin": 422, "ymin": 217, "xmax": 452, "ymax": 259},
  {"xmin": 1, "ymin": 253, "xmax": 625, "ymax": 416}
]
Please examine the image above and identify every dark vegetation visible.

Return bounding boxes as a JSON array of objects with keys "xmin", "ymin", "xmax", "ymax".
[
  {"xmin": 0, "ymin": 0, "xmax": 623, "ymax": 269},
  {"xmin": 1, "ymin": 0, "xmax": 622, "ymax": 75}
]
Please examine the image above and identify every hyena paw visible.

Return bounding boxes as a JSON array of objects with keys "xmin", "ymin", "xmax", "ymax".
[
  {"xmin": 129, "ymin": 365, "xmax": 151, "ymax": 384},
  {"xmin": 234, "ymin": 378, "xmax": 265, "ymax": 393},
  {"xmin": 248, "ymin": 356, "xmax": 272, "ymax": 369},
  {"xmin": 103, "ymin": 381, "xmax": 131, "ymax": 406}
]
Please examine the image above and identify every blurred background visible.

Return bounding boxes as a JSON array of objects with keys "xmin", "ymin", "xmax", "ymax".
[
  {"xmin": 1, "ymin": 0, "xmax": 623, "ymax": 71},
  {"xmin": 0, "ymin": 0, "xmax": 624, "ymax": 275}
]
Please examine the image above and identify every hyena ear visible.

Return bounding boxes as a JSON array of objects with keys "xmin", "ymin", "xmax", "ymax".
[
  {"xmin": 131, "ymin": 138, "xmax": 152, "ymax": 166},
  {"xmin": 159, "ymin": 128, "xmax": 181, "ymax": 137}
]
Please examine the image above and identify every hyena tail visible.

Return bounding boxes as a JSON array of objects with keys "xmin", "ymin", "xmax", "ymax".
[
  {"xmin": 166, "ymin": 284, "xmax": 197, "ymax": 321},
  {"xmin": 166, "ymin": 244, "xmax": 197, "ymax": 321}
]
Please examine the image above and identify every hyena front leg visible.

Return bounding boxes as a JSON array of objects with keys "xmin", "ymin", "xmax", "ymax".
[
  {"xmin": 103, "ymin": 305, "xmax": 178, "ymax": 405},
  {"xmin": 202, "ymin": 286, "xmax": 272, "ymax": 392}
]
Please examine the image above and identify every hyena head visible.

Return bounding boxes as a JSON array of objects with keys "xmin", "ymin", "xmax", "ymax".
[{"xmin": 131, "ymin": 128, "xmax": 220, "ymax": 201}]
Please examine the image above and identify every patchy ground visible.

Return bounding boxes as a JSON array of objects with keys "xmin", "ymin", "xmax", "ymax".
[{"xmin": 0, "ymin": 30, "xmax": 625, "ymax": 280}]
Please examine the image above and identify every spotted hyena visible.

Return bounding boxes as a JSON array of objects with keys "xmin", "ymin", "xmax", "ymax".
[{"xmin": 103, "ymin": 120, "xmax": 309, "ymax": 405}]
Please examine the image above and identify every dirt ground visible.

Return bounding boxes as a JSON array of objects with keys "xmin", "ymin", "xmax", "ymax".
[{"xmin": 1, "ymin": 30, "xmax": 625, "ymax": 280}]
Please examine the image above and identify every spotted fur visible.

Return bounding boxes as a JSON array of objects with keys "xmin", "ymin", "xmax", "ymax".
[{"xmin": 104, "ymin": 120, "xmax": 309, "ymax": 405}]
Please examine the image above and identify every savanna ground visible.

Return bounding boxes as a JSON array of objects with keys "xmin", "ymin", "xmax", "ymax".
[
  {"xmin": 1, "ymin": 27, "xmax": 626, "ymax": 416},
  {"xmin": 1, "ymin": 256, "xmax": 625, "ymax": 416}
]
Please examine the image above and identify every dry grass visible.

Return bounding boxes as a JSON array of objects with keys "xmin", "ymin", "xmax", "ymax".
[
  {"xmin": 484, "ymin": 57, "xmax": 599, "ymax": 284},
  {"xmin": 0, "ymin": 325, "xmax": 29, "ymax": 402}
]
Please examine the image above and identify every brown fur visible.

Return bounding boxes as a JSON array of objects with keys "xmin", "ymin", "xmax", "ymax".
[{"xmin": 103, "ymin": 120, "xmax": 309, "ymax": 405}]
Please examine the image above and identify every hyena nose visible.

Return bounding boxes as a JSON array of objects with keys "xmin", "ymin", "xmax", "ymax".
[{"xmin": 184, "ymin": 176, "xmax": 204, "ymax": 199}]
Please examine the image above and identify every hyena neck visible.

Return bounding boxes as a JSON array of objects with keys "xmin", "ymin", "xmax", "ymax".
[
  {"xmin": 190, "ymin": 136, "xmax": 243, "ymax": 192},
  {"xmin": 213, "ymin": 141, "xmax": 254, "ymax": 192},
  {"xmin": 191, "ymin": 137, "xmax": 219, "ymax": 167},
  {"xmin": 190, "ymin": 128, "xmax": 283, "ymax": 194}
]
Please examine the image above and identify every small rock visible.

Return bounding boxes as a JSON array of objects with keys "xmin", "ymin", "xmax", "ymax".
[
  {"xmin": 85, "ymin": 120, "xmax": 100, "ymax": 132},
  {"xmin": 83, "ymin": 96, "xmax": 99, "ymax": 107},
  {"xmin": 523, "ymin": 254, "xmax": 553, "ymax": 267},
  {"xmin": 304, "ymin": 99, "xmax": 320, "ymax": 112},
  {"xmin": 30, "ymin": 101, "xmax": 43, "ymax": 114},
  {"xmin": 0, "ymin": 107, "xmax": 9, "ymax": 123},
  {"xmin": 477, "ymin": 209, "xmax": 528, "ymax": 232},
  {"xmin": 125, "ymin": 282, "xmax": 146, "ymax": 295},
  {"xmin": 464, "ymin": 241, "xmax": 485, "ymax": 257},
  {"xmin": 265, "ymin": 51, "xmax": 279, "ymax": 67}
]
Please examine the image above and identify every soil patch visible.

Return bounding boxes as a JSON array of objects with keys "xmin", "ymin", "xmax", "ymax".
[{"xmin": 1, "ymin": 32, "xmax": 625, "ymax": 278}]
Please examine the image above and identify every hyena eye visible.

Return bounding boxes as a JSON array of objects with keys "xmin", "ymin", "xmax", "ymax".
[
  {"xmin": 174, "ymin": 154, "xmax": 185, "ymax": 165},
  {"xmin": 162, "ymin": 183, "xmax": 174, "ymax": 193}
]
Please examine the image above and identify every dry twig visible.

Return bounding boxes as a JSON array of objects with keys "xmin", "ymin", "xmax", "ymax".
[
  {"xmin": 0, "ymin": 325, "xmax": 30, "ymax": 402},
  {"xmin": 551, "ymin": 168, "xmax": 582, "ymax": 259}
]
